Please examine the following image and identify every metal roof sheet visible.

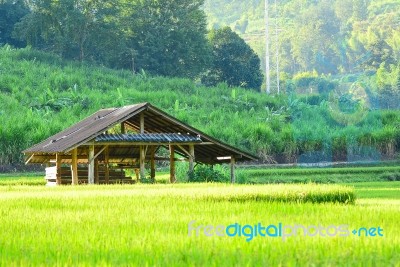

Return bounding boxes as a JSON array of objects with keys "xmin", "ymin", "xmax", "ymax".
[
  {"xmin": 23, "ymin": 103, "xmax": 148, "ymax": 153},
  {"xmin": 95, "ymin": 133, "xmax": 202, "ymax": 143}
]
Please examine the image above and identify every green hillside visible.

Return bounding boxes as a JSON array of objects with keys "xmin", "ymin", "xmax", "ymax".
[
  {"xmin": 204, "ymin": 0, "xmax": 400, "ymax": 79},
  {"xmin": 2, "ymin": 0, "xmax": 399, "ymax": 93},
  {"xmin": 0, "ymin": 46, "xmax": 399, "ymax": 166},
  {"xmin": 0, "ymin": 46, "xmax": 282, "ymax": 165}
]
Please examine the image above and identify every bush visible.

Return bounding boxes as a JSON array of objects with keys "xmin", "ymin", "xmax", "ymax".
[
  {"xmin": 188, "ymin": 165, "xmax": 229, "ymax": 183},
  {"xmin": 298, "ymin": 94, "xmax": 324, "ymax": 106},
  {"xmin": 379, "ymin": 172, "xmax": 400, "ymax": 181},
  {"xmin": 293, "ymin": 71, "xmax": 319, "ymax": 87}
]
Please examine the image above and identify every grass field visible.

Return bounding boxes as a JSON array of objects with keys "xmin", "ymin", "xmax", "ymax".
[
  {"xmin": 3, "ymin": 165, "xmax": 400, "ymax": 186},
  {"xmin": 0, "ymin": 172, "xmax": 398, "ymax": 266},
  {"xmin": 237, "ymin": 165, "xmax": 400, "ymax": 184},
  {"xmin": 349, "ymin": 181, "xmax": 400, "ymax": 199}
]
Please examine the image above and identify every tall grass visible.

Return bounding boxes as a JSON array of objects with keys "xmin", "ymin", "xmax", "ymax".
[
  {"xmin": 0, "ymin": 183, "xmax": 397, "ymax": 266},
  {"xmin": 239, "ymin": 166, "xmax": 400, "ymax": 184},
  {"xmin": 1, "ymin": 46, "xmax": 399, "ymax": 165}
]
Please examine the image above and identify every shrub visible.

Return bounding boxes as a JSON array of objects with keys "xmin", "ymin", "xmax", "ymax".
[
  {"xmin": 298, "ymin": 94, "xmax": 324, "ymax": 106},
  {"xmin": 379, "ymin": 172, "xmax": 400, "ymax": 181},
  {"xmin": 188, "ymin": 165, "xmax": 229, "ymax": 183}
]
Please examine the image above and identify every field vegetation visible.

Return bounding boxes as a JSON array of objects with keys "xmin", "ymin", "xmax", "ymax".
[
  {"xmin": 3, "ymin": 164, "xmax": 400, "ymax": 186},
  {"xmin": 0, "ymin": 47, "xmax": 399, "ymax": 167},
  {"xmin": 205, "ymin": 0, "xmax": 400, "ymax": 76},
  {"xmin": 0, "ymin": 1, "xmax": 398, "ymax": 265},
  {"xmin": 0, "ymin": 179, "xmax": 398, "ymax": 266},
  {"xmin": 349, "ymin": 181, "xmax": 400, "ymax": 199},
  {"xmin": 237, "ymin": 165, "xmax": 400, "ymax": 184}
]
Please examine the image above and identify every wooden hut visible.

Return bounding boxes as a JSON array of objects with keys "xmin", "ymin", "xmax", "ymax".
[{"xmin": 23, "ymin": 103, "xmax": 256, "ymax": 184}]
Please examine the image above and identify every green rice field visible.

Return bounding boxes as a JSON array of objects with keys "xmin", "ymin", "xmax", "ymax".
[
  {"xmin": 0, "ymin": 172, "xmax": 399, "ymax": 266},
  {"xmin": 238, "ymin": 165, "xmax": 400, "ymax": 184}
]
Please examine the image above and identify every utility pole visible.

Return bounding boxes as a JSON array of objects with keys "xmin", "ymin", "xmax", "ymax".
[
  {"xmin": 265, "ymin": 0, "xmax": 280, "ymax": 94},
  {"xmin": 265, "ymin": 0, "xmax": 270, "ymax": 94},
  {"xmin": 274, "ymin": 0, "xmax": 280, "ymax": 94}
]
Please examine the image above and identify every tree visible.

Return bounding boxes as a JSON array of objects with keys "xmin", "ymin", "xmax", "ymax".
[
  {"xmin": 0, "ymin": 0, "xmax": 28, "ymax": 47},
  {"xmin": 119, "ymin": 0, "xmax": 211, "ymax": 78},
  {"xmin": 14, "ymin": 0, "xmax": 120, "ymax": 62},
  {"xmin": 202, "ymin": 27, "xmax": 263, "ymax": 90},
  {"xmin": 287, "ymin": 0, "xmax": 341, "ymax": 74},
  {"xmin": 15, "ymin": 0, "xmax": 211, "ymax": 78}
]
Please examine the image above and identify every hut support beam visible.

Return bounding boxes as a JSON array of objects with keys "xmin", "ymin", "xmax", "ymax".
[
  {"xmin": 25, "ymin": 154, "xmax": 35, "ymax": 165},
  {"xmin": 140, "ymin": 113, "xmax": 144, "ymax": 133},
  {"xmin": 105, "ymin": 146, "xmax": 109, "ymax": 184},
  {"xmin": 189, "ymin": 144, "xmax": 195, "ymax": 174},
  {"xmin": 56, "ymin": 153, "xmax": 62, "ymax": 185},
  {"xmin": 176, "ymin": 144, "xmax": 195, "ymax": 175},
  {"xmin": 230, "ymin": 157, "xmax": 236, "ymax": 184},
  {"xmin": 88, "ymin": 144, "xmax": 95, "ymax": 184},
  {"xmin": 150, "ymin": 146, "xmax": 156, "ymax": 182},
  {"xmin": 140, "ymin": 145, "xmax": 146, "ymax": 180},
  {"xmin": 138, "ymin": 113, "xmax": 146, "ymax": 181},
  {"xmin": 94, "ymin": 159, "xmax": 99, "ymax": 184},
  {"xmin": 93, "ymin": 146, "xmax": 107, "ymax": 160},
  {"xmin": 169, "ymin": 145, "xmax": 176, "ymax": 183},
  {"xmin": 71, "ymin": 148, "xmax": 78, "ymax": 185}
]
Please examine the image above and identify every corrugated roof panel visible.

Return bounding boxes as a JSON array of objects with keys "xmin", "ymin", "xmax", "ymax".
[{"xmin": 95, "ymin": 133, "xmax": 202, "ymax": 143}]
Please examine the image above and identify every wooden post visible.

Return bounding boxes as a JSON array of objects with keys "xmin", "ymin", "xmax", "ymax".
[
  {"xmin": 88, "ymin": 145, "xmax": 95, "ymax": 184},
  {"xmin": 140, "ymin": 145, "xmax": 146, "ymax": 180},
  {"xmin": 140, "ymin": 113, "xmax": 145, "ymax": 133},
  {"xmin": 189, "ymin": 144, "xmax": 195, "ymax": 174},
  {"xmin": 150, "ymin": 146, "xmax": 156, "ymax": 182},
  {"xmin": 121, "ymin": 123, "xmax": 125, "ymax": 134},
  {"xmin": 134, "ymin": 169, "xmax": 140, "ymax": 183},
  {"xmin": 230, "ymin": 157, "xmax": 236, "ymax": 184},
  {"xmin": 56, "ymin": 153, "xmax": 62, "ymax": 185},
  {"xmin": 105, "ymin": 146, "xmax": 109, "ymax": 184},
  {"xmin": 169, "ymin": 145, "xmax": 176, "ymax": 183},
  {"xmin": 94, "ymin": 159, "xmax": 99, "ymax": 184},
  {"xmin": 71, "ymin": 148, "xmax": 78, "ymax": 185}
]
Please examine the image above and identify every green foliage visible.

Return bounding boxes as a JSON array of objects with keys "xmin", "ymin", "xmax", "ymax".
[
  {"xmin": 121, "ymin": 0, "xmax": 211, "ymax": 78},
  {"xmin": 6, "ymin": 0, "xmax": 400, "ymax": 91},
  {"xmin": 0, "ymin": 0, "xmax": 28, "ymax": 47},
  {"xmin": 379, "ymin": 172, "xmax": 400, "ymax": 181},
  {"xmin": 0, "ymin": 183, "xmax": 399, "ymax": 265},
  {"xmin": 188, "ymin": 165, "xmax": 229, "ymax": 183},
  {"xmin": 3, "ymin": 0, "xmax": 400, "ymax": 89},
  {"xmin": 1, "ymin": 47, "xmax": 400, "ymax": 165},
  {"xmin": 14, "ymin": 0, "xmax": 120, "ymax": 62},
  {"xmin": 238, "ymin": 166, "xmax": 400, "ymax": 184},
  {"xmin": 0, "ymin": 46, "xmax": 283, "ymax": 164},
  {"xmin": 375, "ymin": 64, "xmax": 400, "ymax": 108},
  {"xmin": 12, "ymin": 0, "xmax": 211, "ymax": 79},
  {"xmin": 293, "ymin": 71, "xmax": 319, "ymax": 87},
  {"xmin": 0, "ymin": 176, "xmax": 45, "ymax": 186},
  {"xmin": 204, "ymin": 0, "xmax": 400, "ymax": 77},
  {"xmin": 291, "ymin": 72, "xmax": 337, "ymax": 95},
  {"xmin": 202, "ymin": 27, "xmax": 263, "ymax": 90}
]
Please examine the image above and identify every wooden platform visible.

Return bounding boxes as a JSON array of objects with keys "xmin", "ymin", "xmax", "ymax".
[{"xmin": 45, "ymin": 166, "xmax": 135, "ymax": 185}]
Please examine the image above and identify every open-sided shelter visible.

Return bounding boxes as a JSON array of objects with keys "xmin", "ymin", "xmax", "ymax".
[{"xmin": 23, "ymin": 103, "xmax": 257, "ymax": 184}]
